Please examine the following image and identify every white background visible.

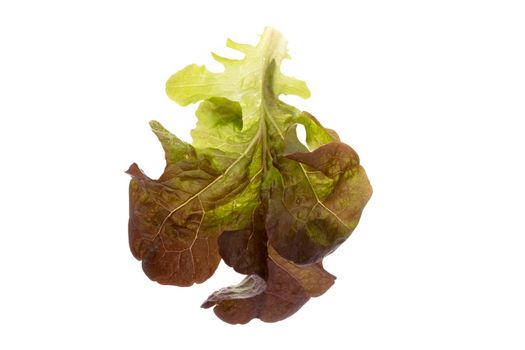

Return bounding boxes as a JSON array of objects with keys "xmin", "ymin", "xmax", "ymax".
[{"xmin": 1, "ymin": 1, "xmax": 524, "ymax": 349}]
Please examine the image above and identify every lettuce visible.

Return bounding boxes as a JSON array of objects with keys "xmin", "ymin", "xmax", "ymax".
[{"xmin": 127, "ymin": 27, "xmax": 372, "ymax": 324}]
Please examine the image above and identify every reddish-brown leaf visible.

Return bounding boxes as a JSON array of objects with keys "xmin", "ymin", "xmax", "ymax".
[
  {"xmin": 127, "ymin": 163, "xmax": 222, "ymax": 286},
  {"xmin": 218, "ymin": 206, "xmax": 268, "ymax": 277},
  {"xmin": 202, "ymin": 245, "xmax": 335, "ymax": 324},
  {"xmin": 267, "ymin": 141, "xmax": 373, "ymax": 265}
]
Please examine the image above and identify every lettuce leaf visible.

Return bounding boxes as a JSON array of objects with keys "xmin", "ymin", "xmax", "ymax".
[{"xmin": 127, "ymin": 27, "xmax": 372, "ymax": 323}]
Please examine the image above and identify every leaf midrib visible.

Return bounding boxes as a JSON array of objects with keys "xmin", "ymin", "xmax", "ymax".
[
  {"xmin": 155, "ymin": 59, "xmax": 274, "ymax": 237},
  {"xmin": 156, "ymin": 51, "xmax": 349, "ymax": 242}
]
